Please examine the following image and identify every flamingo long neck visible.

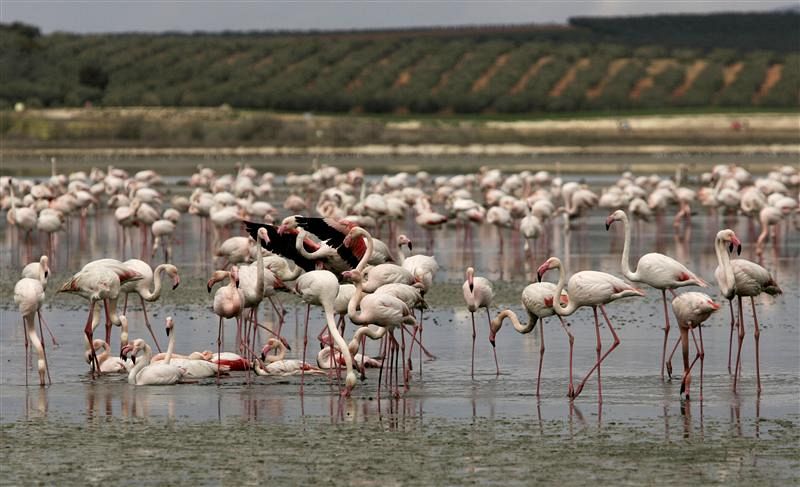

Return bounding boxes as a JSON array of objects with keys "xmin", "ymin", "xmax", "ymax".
[
  {"xmin": 396, "ymin": 242, "xmax": 407, "ymax": 265},
  {"xmin": 141, "ymin": 265, "xmax": 166, "ymax": 301},
  {"xmin": 255, "ymin": 233, "xmax": 264, "ymax": 298},
  {"xmin": 97, "ymin": 342, "xmax": 110, "ymax": 364},
  {"xmin": 164, "ymin": 328, "xmax": 176, "ymax": 364},
  {"xmin": 323, "ymin": 301, "xmax": 354, "ymax": 386},
  {"xmin": 128, "ymin": 344, "xmax": 152, "ymax": 384},
  {"xmin": 714, "ymin": 237, "xmax": 735, "ymax": 296},
  {"xmin": 618, "ymin": 212, "xmax": 638, "ymax": 281},
  {"xmin": 265, "ymin": 341, "xmax": 287, "ymax": 363},
  {"xmin": 354, "ymin": 230, "xmax": 374, "ymax": 273},
  {"xmin": 494, "ymin": 309, "xmax": 536, "ymax": 335},
  {"xmin": 552, "ymin": 264, "xmax": 578, "ymax": 316},
  {"xmin": 346, "ymin": 277, "xmax": 368, "ymax": 325},
  {"xmin": 347, "ymin": 325, "xmax": 387, "ymax": 355}
]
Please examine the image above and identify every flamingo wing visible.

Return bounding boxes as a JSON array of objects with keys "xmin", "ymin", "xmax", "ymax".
[
  {"xmin": 243, "ymin": 221, "xmax": 317, "ymax": 272},
  {"xmin": 295, "ymin": 216, "xmax": 362, "ymax": 267}
]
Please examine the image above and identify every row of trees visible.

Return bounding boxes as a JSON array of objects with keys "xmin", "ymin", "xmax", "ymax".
[{"xmin": 2, "ymin": 22, "xmax": 797, "ymax": 113}]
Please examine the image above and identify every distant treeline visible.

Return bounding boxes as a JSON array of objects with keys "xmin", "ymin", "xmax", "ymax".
[{"xmin": 1, "ymin": 12, "xmax": 798, "ymax": 114}]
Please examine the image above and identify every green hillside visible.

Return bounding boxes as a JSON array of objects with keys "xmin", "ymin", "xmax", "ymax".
[{"xmin": 2, "ymin": 12, "xmax": 799, "ymax": 114}]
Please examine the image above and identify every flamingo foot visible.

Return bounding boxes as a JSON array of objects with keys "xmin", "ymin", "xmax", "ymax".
[{"xmin": 567, "ymin": 383, "xmax": 575, "ymax": 398}]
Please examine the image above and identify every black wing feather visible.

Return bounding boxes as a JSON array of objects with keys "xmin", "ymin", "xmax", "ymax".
[{"xmin": 243, "ymin": 221, "xmax": 317, "ymax": 272}]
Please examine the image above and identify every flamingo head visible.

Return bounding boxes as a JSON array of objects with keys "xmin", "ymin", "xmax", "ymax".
[
  {"xmin": 717, "ymin": 229, "xmax": 741, "ymax": 255},
  {"xmin": 206, "ymin": 270, "xmax": 228, "ymax": 293},
  {"xmin": 342, "ymin": 269, "xmax": 362, "ymax": 283},
  {"xmin": 397, "ymin": 234, "xmax": 412, "ymax": 251},
  {"xmin": 465, "ymin": 267, "xmax": 475, "ymax": 292},
  {"xmin": 166, "ymin": 265, "xmax": 180, "ymax": 290},
  {"xmin": 230, "ymin": 266, "xmax": 240, "ymax": 288},
  {"xmin": 277, "ymin": 215, "xmax": 298, "ymax": 235},
  {"xmin": 343, "ymin": 226, "xmax": 365, "ymax": 249},
  {"xmin": 536, "ymin": 257, "xmax": 560, "ymax": 282},
  {"xmin": 120, "ymin": 343, "xmax": 134, "ymax": 362},
  {"xmin": 256, "ymin": 227, "xmax": 269, "ymax": 245},
  {"xmin": 40, "ymin": 255, "xmax": 50, "ymax": 279},
  {"xmin": 605, "ymin": 210, "xmax": 625, "ymax": 230},
  {"xmin": 165, "ymin": 316, "xmax": 174, "ymax": 336},
  {"xmin": 344, "ymin": 371, "xmax": 357, "ymax": 394},
  {"xmin": 707, "ymin": 299, "xmax": 721, "ymax": 311}
]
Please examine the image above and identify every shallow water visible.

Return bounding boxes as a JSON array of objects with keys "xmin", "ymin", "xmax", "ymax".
[{"xmin": 1, "ymin": 168, "xmax": 799, "ymax": 484}]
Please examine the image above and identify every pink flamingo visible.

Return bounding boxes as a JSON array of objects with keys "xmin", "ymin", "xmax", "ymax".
[
  {"xmin": 293, "ymin": 269, "xmax": 357, "ymax": 395},
  {"xmin": 86, "ymin": 339, "xmax": 128, "ymax": 374},
  {"xmin": 671, "ymin": 292, "xmax": 721, "ymax": 401},
  {"xmin": 119, "ymin": 259, "xmax": 181, "ymax": 353},
  {"xmin": 463, "ymin": 266, "xmax": 494, "ymax": 378},
  {"xmin": 254, "ymin": 338, "xmax": 325, "ymax": 376},
  {"xmin": 21, "ymin": 255, "xmax": 59, "ymax": 346},
  {"xmin": 714, "ymin": 229, "xmax": 781, "ymax": 394},
  {"xmin": 14, "ymin": 277, "xmax": 50, "ymax": 386},
  {"xmin": 121, "ymin": 339, "xmax": 185, "ymax": 385},
  {"xmin": 59, "ymin": 262, "xmax": 142, "ymax": 372},
  {"xmin": 490, "ymin": 281, "xmax": 571, "ymax": 396},
  {"xmin": 537, "ymin": 257, "xmax": 645, "ymax": 402},
  {"xmin": 208, "ymin": 265, "xmax": 243, "ymax": 380},
  {"xmin": 606, "ymin": 209, "xmax": 707, "ymax": 378},
  {"xmin": 342, "ymin": 269, "xmax": 417, "ymax": 395}
]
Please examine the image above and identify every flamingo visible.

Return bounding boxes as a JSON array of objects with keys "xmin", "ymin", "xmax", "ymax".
[
  {"xmin": 21, "ymin": 255, "xmax": 59, "ymax": 346},
  {"xmin": 208, "ymin": 265, "xmax": 243, "ymax": 380},
  {"xmin": 606, "ymin": 209, "xmax": 707, "ymax": 378},
  {"xmin": 714, "ymin": 229, "xmax": 781, "ymax": 394},
  {"xmin": 121, "ymin": 338, "xmax": 186, "ymax": 386},
  {"xmin": 537, "ymin": 257, "xmax": 645, "ymax": 402},
  {"xmin": 292, "ymin": 269, "xmax": 357, "ymax": 395},
  {"xmin": 14, "ymin": 277, "xmax": 50, "ymax": 386},
  {"xmin": 671, "ymin": 292, "xmax": 721, "ymax": 401},
  {"xmin": 157, "ymin": 317, "xmax": 230, "ymax": 378},
  {"xmin": 489, "ymin": 282, "xmax": 571, "ymax": 396},
  {"xmin": 253, "ymin": 338, "xmax": 325, "ymax": 376},
  {"xmin": 59, "ymin": 262, "xmax": 142, "ymax": 371},
  {"xmin": 85, "ymin": 339, "xmax": 128, "ymax": 374},
  {"xmin": 317, "ymin": 347, "xmax": 381, "ymax": 370},
  {"xmin": 151, "ymin": 217, "xmax": 176, "ymax": 262},
  {"xmin": 463, "ymin": 266, "xmax": 494, "ymax": 378},
  {"xmin": 342, "ymin": 269, "xmax": 417, "ymax": 395},
  {"xmin": 6, "ymin": 178, "xmax": 37, "ymax": 259},
  {"xmin": 119, "ymin": 259, "xmax": 180, "ymax": 352}
]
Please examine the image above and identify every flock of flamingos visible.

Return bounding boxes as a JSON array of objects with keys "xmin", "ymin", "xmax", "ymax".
[{"xmin": 5, "ymin": 161, "xmax": 796, "ymax": 403}]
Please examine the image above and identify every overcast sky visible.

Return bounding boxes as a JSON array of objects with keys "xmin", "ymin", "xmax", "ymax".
[{"xmin": 1, "ymin": 1, "xmax": 791, "ymax": 34}]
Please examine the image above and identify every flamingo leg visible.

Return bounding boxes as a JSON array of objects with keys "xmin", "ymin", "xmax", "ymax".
[
  {"xmin": 727, "ymin": 299, "xmax": 735, "ymax": 374},
  {"xmin": 300, "ymin": 304, "xmax": 310, "ymax": 394},
  {"xmin": 679, "ymin": 326, "xmax": 691, "ymax": 399},
  {"xmin": 470, "ymin": 311, "xmax": 476, "ymax": 379},
  {"xmin": 558, "ymin": 316, "xmax": 574, "ymax": 398},
  {"xmin": 698, "ymin": 325, "xmax": 705, "ymax": 401},
  {"xmin": 537, "ymin": 317, "xmax": 545, "ymax": 397},
  {"xmin": 400, "ymin": 326, "xmax": 408, "ymax": 392},
  {"xmin": 733, "ymin": 296, "xmax": 745, "ymax": 393},
  {"xmin": 37, "ymin": 311, "xmax": 59, "ymax": 347},
  {"xmin": 103, "ymin": 298, "xmax": 112, "ymax": 346},
  {"xmin": 574, "ymin": 306, "xmax": 621, "ymax": 401},
  {"xmin": 665, "ymin": 334, "xmax": 682, "ymax": 379},
  {"xmin": 85, "ymin": 301, "xmax": 99, "ymax": 376},
  {"xmin": 23, "ymin": 319, "xmax": 29, "ymax": 387},
  {"xmin": 660, "ymin": 289, "xmax": 670, "ymax": 379},
  {"xmin": 216, "ymin": 316, "xmax": 223, "ymax": 382},
  {"xmin": 751, "ymin": 297, "xmax": 761, "ymax": 394},
  {"xmin": 418, "ymin": 307, "xmax": 424, "ymax": 378},
  {"xmin": 37, "ymin": 312, "xmax": 52, "ymax": 385},
  {"xmin": 140, "ymin": 296, "xmax": 162, "ymax": 353}
]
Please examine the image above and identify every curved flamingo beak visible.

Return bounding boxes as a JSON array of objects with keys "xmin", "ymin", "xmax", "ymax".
[
  {"xmin": 730, "ymin": 235, "xmax": 742, "ymax": 255},
  {"xmin": 468, "ymin": 274, "xmax": 474, "ymax": 292},
  {"xmin": 536, "ymin": 262, "xmax": 549, "ymax": 282},
  {"xmin": 172, "ymin": 275, "xmax": 181, "ymax": 290},
  {"xmin": 407, "ymin": 241, "xmax": 413, "ymax": 252},
  {"xmin": 605, "ymin": 215, "xmax": 615, "ymax": 231},
  {"xmin": 277, "ymin": 224, "xmax": 288, "ymax": 235},
  {"xmin": 343, "ymin": 235, "xmax": 352, "ymax": 248},
  {"xmin": 206, "ymin": 280, "xmax": 214, "ymax": 293},
  {"xmin": 708, "ymin": 300, "xmax": 721, "ymax": 310},
  {"xmin": 489, "ymin": 332, "xmax": 496, "ymax": 347}
]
